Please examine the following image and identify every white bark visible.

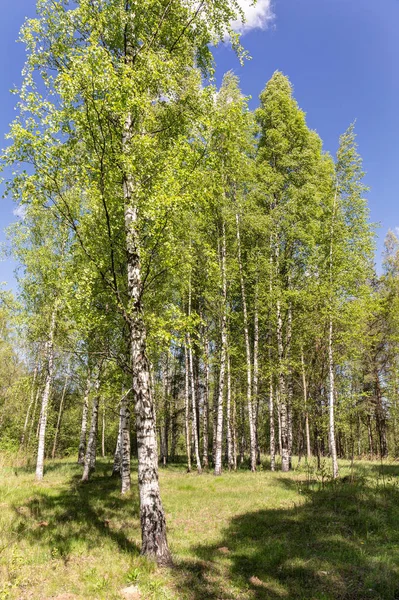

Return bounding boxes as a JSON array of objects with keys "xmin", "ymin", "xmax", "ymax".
[
  {"xmin": 328, "ymin": 318, "xmax": 339, "ymax": 478},
  {"xmin": 214, "ymin": 222, "xmax": 228, "ymax": 476},
  {"xmin": 235, "ymin": 212, "xmax": 256, "ymax": 472},
  {"xmin": 51, "ymin": 366, "xmax": 70, "ymax": 459},
  {"xmin": 301, "ymin": 350, "xmax": 311, "ymax": 461},
  {"xmin": 120, "ymin": 393, "xmax": 131, "ymax": 494},
  {"xmin": 78, "ymin": 372, "xmax": 91, "ymax": 464},
  {"xmin": 123, "ymin": 110, "xmax": 170, "ymax": 564},
  {"xmin": 202, "ymin": 330, "xmax": 210, "ymax": 468},
  {"xmin": 187, "ymin": 333, "xmax": 202, "ymax": 473},
  {"xmin": 226, "ymin": 354, "xmax": 234, "ymax": 470},
  {"xmin": 82, "ymin": 374, "xmax": 101, "ymax": 482},
  {"xmin": 184, "ymin": 344, "xmax": 192, "ymax": 473},
  {"xmin": 328, "ymin": 185, "xmax": 339, "ymax": 479},
  {"xmin": 35, "ymin": 308, "xmax": 57, "ymax": 481}
]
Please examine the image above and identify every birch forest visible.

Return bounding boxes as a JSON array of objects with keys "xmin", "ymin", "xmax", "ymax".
[{"xmin": 1, "ymin": 2, "xmax": 399, "ymax": 600}]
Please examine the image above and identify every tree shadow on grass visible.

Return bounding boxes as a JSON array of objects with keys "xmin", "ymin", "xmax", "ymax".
[
  {"xmin": 11, "ymin": 462, "xmax": 141, "ymax": 560},
  {"xmin": 174, "ymin": 478, "xmax": 399, "ymax": 600}
]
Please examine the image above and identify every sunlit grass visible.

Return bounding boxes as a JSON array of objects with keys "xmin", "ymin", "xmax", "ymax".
[{"xmin": 0, "ymin": 456, "xmax": 399, "ymax": 599}]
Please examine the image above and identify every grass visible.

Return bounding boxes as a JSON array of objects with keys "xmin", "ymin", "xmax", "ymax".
[{"xmin": 1, "ymin": 456, "xmax": 399, "ymax": 599}]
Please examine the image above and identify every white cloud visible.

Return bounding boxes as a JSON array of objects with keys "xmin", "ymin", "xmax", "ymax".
[
  {"xmin": 13, "ymin": 205, "xmax": 27, "ymax": 220},
  {"xmin": 231, "ymin": 0, "xmax": 274, "ymax": 34}
]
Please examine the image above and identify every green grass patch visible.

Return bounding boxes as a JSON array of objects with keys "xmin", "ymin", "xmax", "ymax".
[{"xmin": 0, "ymin": 457, "xmax": 399, "ymax": 599}]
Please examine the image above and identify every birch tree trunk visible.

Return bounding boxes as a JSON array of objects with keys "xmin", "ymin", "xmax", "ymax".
[
  {"xmin": 27, "ymin": 384, "xmax": 41, "ymax": 448},
  {"xmin": 184, "ymin": 344, "xmax": 192, "ymax": 473},
  {"xmin": 123, "ymin": 111, "xmax": 171, "ymax": 565},
  {"xmin": 120, "ymin": 394, "xmax": 131, "ymax": 494},
  {"xmin": 287, "ymin": 301, "xmax": 293, "ymax": 470},
  {"xmin": 226, "ymin": 354, "xmax": 234, "ymax": 470},
  {"xmin": 214, "ymin": 222, "xmax": 228, "ymax": 476},
  {"xmin": 51, "ymin": 366, "xmax": 70, "ymax": 459},
  {"xmin": 328, "ymin": 318, "xmax": 339, "ymax": 478},
  {"xmin": 101, "ymin": 403, "xmax": 106, "ymax": 458},
  {"xmin": 277, "ymin": 299, "xmax": 290, "ymax": 472},
  {"xmin": 235, "ymin": 212, "xmax": 256, "ymax": 472},
  {"xmin": 21, "ymin": 364, "xmax": 38, "ymax": 448},
  {"xmin": 202, "ymin": 329, "xmax": 210, "ymax": 468},
  {"xmin": 187, "ymin": 333, "xmax": 202, "ymax": 473},
  {"xmin": 253, "ymin": 291, "xmax": 260, "ymax": 465},
  {"xmin": 35, "ymin": 307, "xmax": 57, "ymax": 481},
  {"xmin": 78, "ymin": 372, "xmax": 91, "ymax": 464},
  {"xmin": 82, "ymin": 373, "xmax": 101, "ymax": 482},
  {"xmin": 269, "ymin": 376, "xmax": 275, "ymax": 472},
  {"xmin": 112, "ymin": 405, "xmax": 122, "ymax": 477},
  {"xmin": 301, "ymin": 350, "xmax": 312, "ymax": 461},
  {"xmin": 328, "ymin": 185, "xmax": 339, "ymax": 479}
]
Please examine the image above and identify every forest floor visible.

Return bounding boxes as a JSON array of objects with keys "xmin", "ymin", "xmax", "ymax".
[{"xmin": 0, "ymin": 456, "xmax": 399, "ymax": 600}]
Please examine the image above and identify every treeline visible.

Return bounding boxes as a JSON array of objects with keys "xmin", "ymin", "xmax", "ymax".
[{"xmin": 0, "ymin": 0, "xmax": 398, "ymax": 565}]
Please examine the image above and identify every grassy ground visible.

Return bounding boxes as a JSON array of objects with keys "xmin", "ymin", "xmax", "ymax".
[{"xmin": 1, "ymin": 456, "xmax": 399, "ymax": 600}]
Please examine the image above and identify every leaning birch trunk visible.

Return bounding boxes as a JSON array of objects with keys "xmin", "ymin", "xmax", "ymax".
[
  {"xmin": 184, "ymin": 344, "xmax": 192, "ymax": 473},
  {"xmin": 21, "ymin": 364, "xmax": 38, "ymax": 447},
  {"xmin": 123, "ymin": 111, "xmax": 171, "ymax": 564},
  {"xmin": 202, "ymin": 329, "xmax": 210, "ymax": 468},
  {"xmin": 51, "ymin": 366, "xmax": 70, "ymax": 459},
  {"xmin": 235, "ymin": 212, "xmax": 256, "ymax": 472},
  {"xmin": 35, "ymin": 307, "xmax": 57, "ymax": 481},
  {"xmin": 82, "ymin": 375, "xmax": 100, "ymax": 482},
  {"xmin": 214, "ymin": 222, "xmax": 228, "ymax": 476},
  {"xmin": 120, "ymin": 394, "xmax": 131, "ymax": 494},
  {"xmin": 301, "ymin": 350, "xmax": 312, "ymax": 461},
  {"xmin": 78, "ymin": 372, "xmax": 91, "ymax": 464},
  {"xmin": 187, "ymin": 333, "xmax": 202, "ymax": 473}
]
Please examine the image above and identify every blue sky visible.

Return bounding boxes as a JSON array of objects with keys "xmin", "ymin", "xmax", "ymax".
[{"xmin": 1, "ymin": 0, "xmax": 398, "ymax": 290}]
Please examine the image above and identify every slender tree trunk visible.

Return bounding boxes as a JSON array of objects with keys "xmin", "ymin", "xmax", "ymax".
[
  {"xmin": 215, "ymin": 222, "xmax": 228, "ymax": 476},
  {"xmin": 82, "ymin": 391, "xmax": 100, "ymax": 482},
  {"xmin": 269, "ymin": 376, "xmax": 275, "ymax": 472},
  {"xmin": 287, "ymin": 301, "xmax": 293, "ymax": 469},
  {"xmin": 187, "ymin": 282, "xmax": 201, "ymax": 474},
  {"xmin": 235, "ymin": 212, "xmax": 256, "ymax": 472},
  {"xmin": 367, "ymin": 414, "xmax": 374, "ymax": 459},
  {"xmin": 253, "ymin": 290, "xmax": 260, "ymax": 465},
  {"xmin": 184, "ymin": 344, "xmax": 192, "ymax": 473},
  {"xmin": 328, "ymin": 185, "xmax": 339, "ymax": 479},
  {"xmin": 276, "ymin": 299, "xmax": 289, "ymax": 472},
  {"xmin": 21, "ymin": 364, "xmax": 38, "ymax": 448},
  {"xmin": 232, "ymin": 391, "xmax": 237, "ymax": 470},
  {"xmin": 112, "ymin": 403, "xmax": 123, "ymax": 477},
  {"xmin": 202, "ymin": 329, "xmax": 210, "ymax": 468},
  {"xmin": 101, "ymin": 403, "xmax": 106, "ymax": 458},
  {"xmin": 374, "ymin": 370, "xmax": 388, "ymax": 458},
  {"xmin": 328, "ymin": 318, "xmax": 339, "ymax": 478},
  {"xmin": 51, "ymin": 366, "xmax": 70, "ymax": 459},
  {"xmin": 78, "ymin": 372, "xmax": 91, "ymax": 464},
  {"xmin": 120, "ymin": 394, "xmax": 131, "ymax": 494},
  {"xmin": 301, "ymin": 351, "xmax": 311, "ymax": 461},
  {"xmin": 226, "ymin": 354, "xmax": 234, "ymax": 470},
  {"xmin": 35, "ymin": 307, "xmax": 57, "ymax": 481},
  {"xmin": 27, "ymin": 384, "xmax": 41, "ymax": 448}
]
